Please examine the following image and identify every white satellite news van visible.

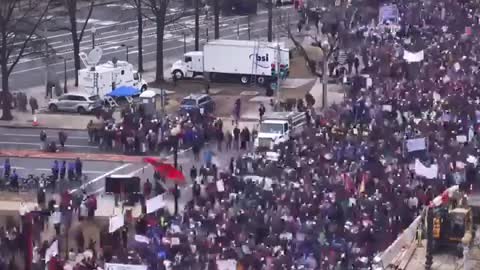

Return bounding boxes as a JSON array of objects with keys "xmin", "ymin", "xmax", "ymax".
[
  {"xmin": 78, "ymin": 48, "xmax": 147, "ymax": 97},
  {"xmin": 170, "ymin": 39, "xmax": 290, "ymax": 85}
]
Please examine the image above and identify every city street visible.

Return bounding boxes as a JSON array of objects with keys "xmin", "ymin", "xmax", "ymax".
[
  {"xmin": 0, "ymin": 127, "xmax": 97, "ymax": 153},
  {"xmin": 5, "ymin": 4, "xmax": 295, "ymax": 90}
]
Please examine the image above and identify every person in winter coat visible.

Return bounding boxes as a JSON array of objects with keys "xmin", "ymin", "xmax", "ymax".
[
  {"xmin": 58, "ymin": 131, "xmax": 67, "ymax": 149},
  {"xmin": 233, "ymin": 126, "xmax": 240, "ymax": 150},
  {"xmin": 143, "ymin": 179, "xmax": 152, "ymax": 199},
  {"xmin": 75, "ymin": 229, "xmax": 85, "ymax": 253}
]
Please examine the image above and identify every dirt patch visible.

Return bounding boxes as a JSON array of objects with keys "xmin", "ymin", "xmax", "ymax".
[{"xmin": 288, "ymin": 54, "xmax": 316, "ymax": 79}]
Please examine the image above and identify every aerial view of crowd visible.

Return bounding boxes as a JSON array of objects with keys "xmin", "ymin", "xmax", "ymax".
[{"xmin": 8, "ymin": 0, "xmax": 480, "ymax": 270}]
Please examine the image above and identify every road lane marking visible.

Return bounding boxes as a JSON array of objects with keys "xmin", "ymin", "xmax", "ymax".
[
  {"xmin": 70, "ymin": 163, "xmax": 132, "ymax": 193},
  {"xmin": 1, "ymin": 133, "xmax": 88, "ymax": 140},
  {"xmin": 34, "ymin": 168, "xmax": 106, "ymax": 174},
  {"xmin": 10, "ymin": 24, "xmax": 271, "ymax": 76},
  {"xmin": 8, "ymin": 16, "xmax": 271, "ymax": 65}
]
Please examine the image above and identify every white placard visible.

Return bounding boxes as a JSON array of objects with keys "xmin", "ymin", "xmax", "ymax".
[
  {"xmin": 105, "ymin": 263, "xmax": 147, "ymax": 270},
  {"xmin": 109, "ymin": 214, "xmax": 124, "ymax": 233},
  {"xmin": 50, "ymin": 211, "xmax": 61, "ymax": 225},
  {"xmin": 414, "ymin": 159, "xmax": 438, "ymax": 179},
  {"xmin": 382, "ymin": 105, "xmax": 392, "ymax": 112},
  {"xmin": 216, "ymin": 180, "xmax": 225, "ymax": 192},
  {"xmin": 403, "ymin": 50, "xmax": 424, "ymax": 63},
  {"xmin": 171, "ymin": 237, "xmax": 180, "ymax": 246},
  {"xmin": 406, "ymin": 138, "xmax": 426, "ymax": 152},
  {"xmin": 456, "ymin": 135, "xmax": 467, "ymax": 143},
  {"xmin": 146, "ymin": 194, "xmax": 165, "ymax": 214},
  {"xmin": 467, "ymin": 155, "xmax": 478, "ymax": 165},
  {"xmin": 45, "ymin": 240, "xmax": 58, "ymax": 262},
  {"xmin": 216, "ymin": 259, "xmax": 237, "ymax": 270},
  {"xmin": 134, "ymin": 234, "xmax": 150, "ymax": 244},
  {"xmin": 266, "ymin": 151, "xmax": 280, "ymax": 161}
]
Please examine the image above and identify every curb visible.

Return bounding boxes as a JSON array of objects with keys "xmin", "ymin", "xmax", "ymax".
[{"xmin": 0, "ymin": 150, "xmax": 144, "ymax": 163}]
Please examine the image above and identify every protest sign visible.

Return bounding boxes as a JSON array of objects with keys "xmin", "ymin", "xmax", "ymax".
[
  {"xmin": 135, "ymin": 234, "xmax": 150, "ymax": 244},
  {"xmin": 45, "ymin": 240, "xmax": 58, "ymax": 262},
  {"xmin": 456, "ymin": 135, "xmax": 467, "ymax": 143},
  {"xmin": 414, "ymin": 159, "xmax": 438, "ymax": 179},
  {"xmin": 105, "ymin": 263, "xmax": 147, "ymax": 270},
  {"xmin": 109, "ymin": 214, "xmax": 124, "ymax": 233},
  {"xmin": 406, "ymin": 138, "xmax": 426, "ymax": 152},
  {"xmin": 217, "ymin": 259, "xmax": 237, "ymax": 270},
  {"xmin": 146, "ymin": 194, "xmax": 165, "ymax": 214},
  {"xmin": 382, "ymin": 105, "xmax": 392, "ymax": 112},
  {"xmin": 403, "ymin": 50, "xmax": 424, "ymax": 63},
  {"xmin": 379, "ymin": 4, "xmax": 400, "ymax": 24},
  {"xmin": 216, "ymin": 180, "xmax": 225, "ymax": 192}
]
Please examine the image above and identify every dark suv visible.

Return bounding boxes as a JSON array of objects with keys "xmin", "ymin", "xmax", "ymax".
[{"xmin": 179, "ymin": 94, "xmax": 216, "ymax": 115}]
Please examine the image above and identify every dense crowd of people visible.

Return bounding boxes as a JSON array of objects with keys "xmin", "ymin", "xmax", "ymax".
[
  {"xmin": 106, "ymin": 1, "xmax": 480, "ymax": 269},
  {"xmin": 6, "ymin": 0, "xmax": 480, "ymax": 270}
]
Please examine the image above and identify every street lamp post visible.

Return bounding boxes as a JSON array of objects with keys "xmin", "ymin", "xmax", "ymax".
[
  {"xmin": 63, "ymin": 58, "xmax": 68, "ymax": 93},
  {"xmin": 91, "ymin": 26, "xmax": 97, "ymax": 49},
  {"xmin": 171, "ymin": 125, "xmax": 181, "ymax": 216},
  {"xmin": 183, "ymin": 32, "xmax": 187, "ymax": 53},
  {"xmin": 121, "ymin": 44, "xmax": 132, "ymax": 62},
  {"xmin": 425, "ymin": 206, "xmax": 434, "ymax": 270},
  {"xmin": 321, "ymin": 38, "xmax": 330, "ymax": 108},
  {"xmin": 247, "ymin": 16, "xmax": 251, "ymax": 40},
  {"xmin": 237, "ymin": 20, "xmax": 240, "ymax": 39}
]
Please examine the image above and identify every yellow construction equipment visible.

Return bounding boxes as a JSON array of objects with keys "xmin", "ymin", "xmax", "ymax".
[{"xmin": 426, "ymin": 189, "xmax": 474, "ymax": 255}]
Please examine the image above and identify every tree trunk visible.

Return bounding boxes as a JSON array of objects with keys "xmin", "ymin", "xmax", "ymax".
[
  {"xmin": 137, "ymin": 1, "xmax": 144, "ymax": 72},
  {"xmin": 214, "ymin": 0, "xmax": 220, "ymax": 39},
  {"xmin": 1, "ymin": 69, "xmax": 12, "ymax": 121},
  {"xmin": 267, "ymin": 0, "xmax": 273, "ymax": 42},
  {"xmin": 155, "ymin": 17, "xmax": 165, "ymax": 83},
  {"xmin": 69, "ymin": 9, "xmax": 80, "ymax": 86},
  {"xmin": 194, "ymin": 0, "xmax": 200, "ymax": 51}
]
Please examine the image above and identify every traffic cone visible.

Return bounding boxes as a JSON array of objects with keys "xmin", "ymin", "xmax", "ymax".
[{"xmin": 32, "ymin": 113, "xmax": 39, "ymax": 126}]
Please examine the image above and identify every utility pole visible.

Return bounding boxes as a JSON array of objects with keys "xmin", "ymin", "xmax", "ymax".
[
  {"xmin": 276, "ymin": 43, "xmax": 281, "ymax": 103},
  {"xmin": 194, "ymin": 0, "xmax": 200, "ymax": 51},
  {"xmin": 267, "ymin": 0, "xmax": 273, "ymax": 42}
]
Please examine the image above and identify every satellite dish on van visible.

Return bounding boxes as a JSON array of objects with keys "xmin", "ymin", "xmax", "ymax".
[{"xmin": 87, "ymin": 47, "xmax": 103, "ymax": 66}]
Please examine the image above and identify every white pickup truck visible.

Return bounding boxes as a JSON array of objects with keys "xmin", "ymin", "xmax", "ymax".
[{"xmin": 254, "ymin": 111, "xmax": 307, "ymax": 150}]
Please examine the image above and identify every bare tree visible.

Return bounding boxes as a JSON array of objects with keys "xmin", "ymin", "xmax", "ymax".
[
  {"xmin": 0, "ymin": 0, "xmax": 52, "ymax": 120},
  {"xmin": 267, "ymin": 0, "xmax": 273, "ymax": 42},
  {"xmin": 127, "ymin": 0, "xmax": 145, "ymax": 72},
  {"xmin": 143, "ymin": 0, "xmax": 185, "ymax": 82},
  {"xmin": 282, "ymin": 5, "xmax": 358, "ymax": 108},
  {"xmin": 194, "ymin": 0, "xmax": 200, "ymax": 50},
  {"xmin": 213, "ymin": 0, "xmax": 219, "ymax": 39},
  {"xmin": 60, "ymin": 0, "xmax": 95, "ymax": 87}
]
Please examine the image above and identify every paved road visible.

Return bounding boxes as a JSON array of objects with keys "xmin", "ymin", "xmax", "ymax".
[
  {"xmin": 0, "ymin": 156, "xmax": 127, "ymax": 192},
  {"xmin": 0, "ymin": 127, "xmax": 97, "ymax": 153},
  {"xmin": 5, "ymin": 4, "xmax": 295, "ymax": 90}
]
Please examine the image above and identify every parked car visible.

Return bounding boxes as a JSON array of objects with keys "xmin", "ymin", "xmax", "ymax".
[
  {"xmin": 179, "ymin": 94, "xmax": 215, "ymax": 115},
  {"xmin": 48, "ymin": 92, "xmax": 102, "ymax": 114}
]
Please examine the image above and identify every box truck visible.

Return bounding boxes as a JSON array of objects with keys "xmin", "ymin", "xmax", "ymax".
[{"xmin": 170, "ymin": 39, "xmax": 290, "ymax": 85}]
